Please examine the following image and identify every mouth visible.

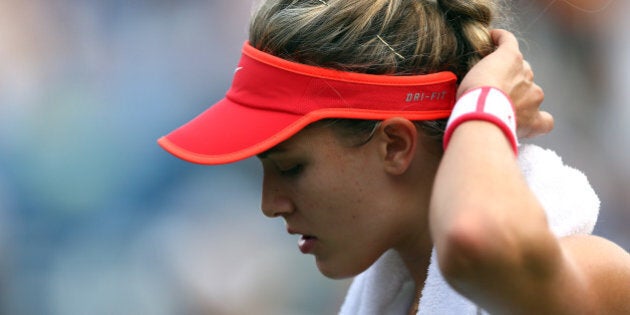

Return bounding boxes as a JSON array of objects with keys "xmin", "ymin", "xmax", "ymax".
[
  {"xmin": 298, "ymin": 235, "xmax": 318, "ymax": 254},
  {"xmin": 287, "ymin": 228, "xmax": 318, "ymax": 254}
]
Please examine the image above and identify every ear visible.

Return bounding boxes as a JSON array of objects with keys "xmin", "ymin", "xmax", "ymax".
[{"xmin": 376, "ymin": 117, "xmax": 418, "ymax": 175}]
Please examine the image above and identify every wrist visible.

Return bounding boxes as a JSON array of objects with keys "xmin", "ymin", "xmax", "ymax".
[{"xmin": 444, "ymin": 86, "xmax": 519, "ymax": 155}]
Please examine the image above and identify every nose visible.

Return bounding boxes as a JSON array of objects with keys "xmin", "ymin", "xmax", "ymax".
[{"xmin": 260, "ymin": 174, "xmax": 295, "ymax": 218}]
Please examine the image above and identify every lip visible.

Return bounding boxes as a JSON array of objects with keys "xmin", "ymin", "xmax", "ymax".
[
  {"xmin": 287, "ymin": 227, "xmax": 318, "ymax": 254},
  {"xmin": 298, "ymin": 235, "xmax": 318, "ymax": 254}
]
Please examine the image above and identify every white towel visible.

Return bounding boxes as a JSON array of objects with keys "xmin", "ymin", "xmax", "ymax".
[{"xmin": 339, "ymin": 144, "xmax": 600, "ymax": 315}]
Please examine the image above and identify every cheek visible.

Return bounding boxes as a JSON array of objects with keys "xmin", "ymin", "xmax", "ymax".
[
  {"xmin": 302, "ymin": 153, "xmax": 395, "ymax": 252},
  {"xmin": 305, "ymin": 156, "xmax": 390, "ymax": 230},
  {"xmin": 308, "ymin": 174, "xmax": 375, "ymax": 220},
  {"xmin": 314, "ymin": 186, "xmax": 398, "ymax": 278}
]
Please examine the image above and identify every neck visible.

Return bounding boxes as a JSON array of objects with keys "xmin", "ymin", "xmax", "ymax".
[
  {"xmin": 396, "ymin": 230, "xmax": 432, "ymax": 315},
  {"xmin": 393, "ymin": 188, "xmax": 434, "ymax": 313},
  {"xmin": 395, "ymin": 138, "xmax": 441, "ymax": 312},
  {"xmin": 396, "ymin": 228, "xmax": 432, "ymax": 288},
  {"xmin": 395, "ymin": 151, "xmax": 437, "ymax": 288}
]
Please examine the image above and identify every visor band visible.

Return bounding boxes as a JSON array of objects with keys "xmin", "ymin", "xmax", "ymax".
[{"xmin": 231, "ymin": 42, "xmax": 458, "ymax": 117}]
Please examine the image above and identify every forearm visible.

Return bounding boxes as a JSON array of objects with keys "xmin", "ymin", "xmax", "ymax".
[
  {"xmin": 430, "ymin": 120, "xmax": 563, "ymax": 312},
  {"xmin": 431, "ymin": 119, "xmax": 553, "ymax": 260}
]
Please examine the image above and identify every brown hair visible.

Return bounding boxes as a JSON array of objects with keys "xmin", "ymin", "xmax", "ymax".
[{"xmin": 248, "ymin": 0, "xmax": 502, "ymax": 144}]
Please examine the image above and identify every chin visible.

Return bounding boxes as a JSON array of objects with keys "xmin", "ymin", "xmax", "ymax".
[{"xmin": 315, "ymin": 258, "xmax": 370, "ymax": 280}]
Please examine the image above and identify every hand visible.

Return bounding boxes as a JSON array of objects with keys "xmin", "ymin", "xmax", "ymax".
[{"xmin": 457, "ymin": 29, "xmax": 554, "ymax": 138}]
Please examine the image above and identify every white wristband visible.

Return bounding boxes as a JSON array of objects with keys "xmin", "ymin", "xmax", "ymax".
[{"xmin": 443, "ymin": 86, "xmax": 519, "ymax": 155}]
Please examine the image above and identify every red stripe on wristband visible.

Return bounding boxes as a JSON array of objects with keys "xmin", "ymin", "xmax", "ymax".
[
  {"xmin": 476, "ymin": 87, "xmax": 489, "ymax": 111},
  {"xmin": 443, "ymin": 87, "xmax": 518, "ymax": 155}
]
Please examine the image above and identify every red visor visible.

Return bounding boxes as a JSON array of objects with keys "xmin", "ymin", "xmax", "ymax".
[{"xmin": 158, "ymin": 42, "xmax": 458, "ymax": 165}]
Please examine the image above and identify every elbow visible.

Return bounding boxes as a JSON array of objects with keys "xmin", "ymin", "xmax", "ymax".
[
  {"xmin": 435, "ymin": 207, "xmax": 559, "ymax": 285},
  {"xmin": 436, "ymin": 215, "xmax": 497, "ymax": 283}
]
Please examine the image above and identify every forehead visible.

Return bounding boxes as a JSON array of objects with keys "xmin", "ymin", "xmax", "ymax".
[{"xmin": 257, "ymin": 124, "xmax": 337, "ymax": 158}]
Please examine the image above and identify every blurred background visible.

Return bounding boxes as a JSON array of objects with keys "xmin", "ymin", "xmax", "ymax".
[{"xmin": 0, "ymin": 0, "xmax": 627, "ymax": 314}]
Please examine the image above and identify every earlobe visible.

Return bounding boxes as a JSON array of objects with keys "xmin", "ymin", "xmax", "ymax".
[{"xmin": 379, "ymin": 118, "xmax": 418, "ymax": 175}]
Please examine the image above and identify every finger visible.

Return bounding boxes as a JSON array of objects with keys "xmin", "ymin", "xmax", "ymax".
[
  {"xmin": 490, "ymin": 29, "xmax": 519, "ymax": 51},
  {"xmin": 522, "ymin": 111, "xmax": 554, "ymax": 138},
  {"xmin": 537, "ymin": 110, "xmax": 555, "ymax": 135},
  {"xmin": 533, "ymin": 82, "xmax": 545, "ymax": 106},
  {"xmin": 523, "ymin": 60, "xmax": 534, "ymax": 81}
]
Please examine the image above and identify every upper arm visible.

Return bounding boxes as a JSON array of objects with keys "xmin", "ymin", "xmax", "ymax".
[
  {"xmin": 559, "ymin": 234, "xmax": 630, "ymax": 314},
  {"xmin": 496, "ymin": 234, "xmax": 630, "ymax": 314},
  {"xmin": 444, "ymin": 233, "xmax": 630, "ymax": 315}
]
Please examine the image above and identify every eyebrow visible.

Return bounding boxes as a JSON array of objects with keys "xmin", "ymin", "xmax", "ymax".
[{"xmin": 256, "ymin": 146, "xmax": 286, "ymax": 159}]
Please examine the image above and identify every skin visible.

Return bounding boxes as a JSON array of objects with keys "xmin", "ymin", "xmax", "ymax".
[
  {"xmin": 432, "ymin": 29, "xmax": 630, "ymax": 314},
  {"xmin": 259, "ymin": 29, "xmax": 630, "ymax": 313},
  {"xmin": 258, "ymin": 119, "xmax": 441, "ymax": 280}
]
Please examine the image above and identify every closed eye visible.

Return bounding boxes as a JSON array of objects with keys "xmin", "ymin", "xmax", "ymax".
[{"xmin": 279, "ymin": 164, "xmax": 303, "ymax": 177}]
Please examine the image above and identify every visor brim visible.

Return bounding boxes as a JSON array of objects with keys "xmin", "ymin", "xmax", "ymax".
[{"xmin": 158, "ymin": 97, "xmax": 308, "ymax": 165}]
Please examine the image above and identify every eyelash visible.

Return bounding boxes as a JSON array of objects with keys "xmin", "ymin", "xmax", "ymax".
[{"xmin": 279, "ymin": 164, "xmax": 303, "ymax": 177}]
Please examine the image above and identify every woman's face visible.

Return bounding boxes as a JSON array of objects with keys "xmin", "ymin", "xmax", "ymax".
[{"xmin": 258, "ymin": 123, "xmax": 436, "ymax": 279}]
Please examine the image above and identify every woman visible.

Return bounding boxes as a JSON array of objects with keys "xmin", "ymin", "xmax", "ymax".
[{"xmin": 158, "ymin": 0, "xmax": 630, "ymax": 313}]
